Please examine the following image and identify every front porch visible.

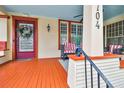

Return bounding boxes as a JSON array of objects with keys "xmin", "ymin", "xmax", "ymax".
[
  {"xmin": 1, "ymin": 5, "xmax": 124, "ymax": 88},
  {"xmin": 0, "ymin": 58, "xmax": 68, "ymax": 88}
]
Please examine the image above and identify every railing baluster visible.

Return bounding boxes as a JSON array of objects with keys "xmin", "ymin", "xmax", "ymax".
[
  {"xmin": 84, "ymin": 57, "xmax": 87, "ymax": 88},
  {"xmin": 106, "ymin": 84, "xmax": 109, "ymax": 88},
  {"xmin": 97, "ymin": 73, "xmax": 100, "ymax": 88},
  {"xmin": 81, "ymin": 49, "xmax": 114, "ymax": 88},
  {"xmin": 90, "ymin": 64, "xmax": 93, "ymax": 88}
]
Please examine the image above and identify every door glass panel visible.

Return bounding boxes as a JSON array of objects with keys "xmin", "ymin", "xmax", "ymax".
[{"xmin": 17, "ymin": 23, "xmax": 34, "ymax": 52}]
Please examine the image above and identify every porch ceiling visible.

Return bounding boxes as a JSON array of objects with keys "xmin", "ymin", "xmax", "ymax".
[
  {"xmin": 3, "ymin": 5, "xmax": 124, "ymax": 21},
  {"xmin": 3, "ymin": 5, "xmax": 83, "ymax": 21}
]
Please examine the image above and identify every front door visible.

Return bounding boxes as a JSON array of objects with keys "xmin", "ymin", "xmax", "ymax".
[{"xmin": 15, "ymin": 20, "xmax": 35, "ymax": 59}]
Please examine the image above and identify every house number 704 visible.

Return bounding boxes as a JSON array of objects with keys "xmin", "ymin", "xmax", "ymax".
[{"xmin": 96, "ymin": 5, "xmax": 100, "ymax": 29}]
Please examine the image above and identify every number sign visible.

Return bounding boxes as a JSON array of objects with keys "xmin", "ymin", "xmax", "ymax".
[{"xmin": 96, "ymin": 5, "xmax": 100, "ymax": 29}]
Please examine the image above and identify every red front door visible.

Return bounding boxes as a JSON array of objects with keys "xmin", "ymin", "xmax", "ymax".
[{"xmin": 15, "ymin": 20, "xmax": 35, "ymax": 59}]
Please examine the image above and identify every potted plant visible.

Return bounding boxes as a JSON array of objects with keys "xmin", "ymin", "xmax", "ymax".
[
  {"xmin": 120, "ymin": 47, "xmax": 124, "ymax": 54},
  {"xmin": 76, "ymin": 36, "xmax": 81, "ymax": 48}
]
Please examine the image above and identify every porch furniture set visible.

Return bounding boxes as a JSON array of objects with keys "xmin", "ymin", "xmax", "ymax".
[{"xmin": 61, "ymin": 43, "xmax": 124, "ymax": 60}]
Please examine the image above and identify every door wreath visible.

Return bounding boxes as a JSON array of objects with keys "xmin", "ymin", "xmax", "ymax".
[{"xmin": 18, "ymin": 25, "xmax": 33, "ymax": 39}]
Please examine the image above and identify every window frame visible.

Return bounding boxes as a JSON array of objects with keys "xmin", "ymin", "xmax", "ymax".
[{"xmin": 58, "ymin": 19, "xmax": 82, "ymax": 50}]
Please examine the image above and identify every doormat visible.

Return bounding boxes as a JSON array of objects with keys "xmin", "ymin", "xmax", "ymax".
[{"xmin": 16, "ymin": 58, "xmax": 32, "ymax": 62}]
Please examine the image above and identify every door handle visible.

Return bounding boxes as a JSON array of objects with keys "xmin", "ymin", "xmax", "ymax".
[{"xmin": 13, "ymin": 40, "xmax": 15, "ymax": 42}]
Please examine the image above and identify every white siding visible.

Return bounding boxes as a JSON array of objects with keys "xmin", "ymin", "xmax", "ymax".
[{"xmin": 67, "ymin": 58, "xmax": 124, "ymax": 88}]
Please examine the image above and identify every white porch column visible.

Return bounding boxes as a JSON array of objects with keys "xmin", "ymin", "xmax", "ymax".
[{"xmin": 83, "ymin": 5, "xmax": 103, "ymax": 56}]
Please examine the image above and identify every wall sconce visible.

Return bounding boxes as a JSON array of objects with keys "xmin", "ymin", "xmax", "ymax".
[{"xmin": 47, "ymin": 24, "xmax": 50, "ymax": 32}]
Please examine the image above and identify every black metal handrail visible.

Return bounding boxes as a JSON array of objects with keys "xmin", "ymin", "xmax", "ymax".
[{"xmin": 81, "ymin": 50, "xmax": 114, "ymax": 88}]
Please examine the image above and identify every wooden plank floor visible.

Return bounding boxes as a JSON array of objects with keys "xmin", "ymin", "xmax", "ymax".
[{"xmin": 0, "ymin": 58, "xmax": 69, "ymax": 88}]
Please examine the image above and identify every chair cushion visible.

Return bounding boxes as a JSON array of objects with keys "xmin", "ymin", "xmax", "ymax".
[{"xmin": 64, "ymin": 42, "xmax": 76, "ymax": 53}]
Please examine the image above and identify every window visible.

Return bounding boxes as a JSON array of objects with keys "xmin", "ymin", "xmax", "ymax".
[
  {"xmin": 109, "ymin": 25, "xmax": 111, "ymax": 37},
  {"xmin": 60, "ymin": 23, "xmax": 68, "ymax": 45},
  {"xmin": 123, "ymin": 20, "xmax": 124, "ymax": 35},
  {"xmin": 0, "ymin": 16, "xmax": 8, "ymax": 51},
  {"xmin": 71, "ymin": 24, "xmax": 83, "ymax": 46},
  {"xmin": 58, "ymin": 20, "xmax": 83, "ymax": 49},
  {"xmin": 115, "ymin": 22, "xmax": 118, "ymax": 36},
  {"xmin": 103, "ymin": 26, "xmax": 105, "ymax": 48},
  {"xmin": 111, "ymin": 24, "xmax": 114, "ymax": 37},
  {"xmin": 106, "ymin": 25, "xmax": 109, "ymax": 37},
  {"xmin": 71, "ymin": 24, "xmax": 76, "ymax": 44},
  {"xmin": 118, "ymin": 21, "xmax": 122, "ymax": 36},
  {"xmin": 105, "ymin": 20, "xmax": 124, "ymax": 47}
]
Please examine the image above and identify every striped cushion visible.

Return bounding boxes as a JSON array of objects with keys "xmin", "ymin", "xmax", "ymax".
[
  {"xmin": 64, "ymin": 42, "xmax": 76, "ymax": 53},
  {"xmin": 109, "ymin": 45, "xmax": 123, "ymax": 53}
]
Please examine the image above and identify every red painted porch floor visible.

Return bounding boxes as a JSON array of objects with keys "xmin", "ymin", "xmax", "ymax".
[{"xmin": 0, "ymin": 58, "xmax": 69, "ymax": 88}]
